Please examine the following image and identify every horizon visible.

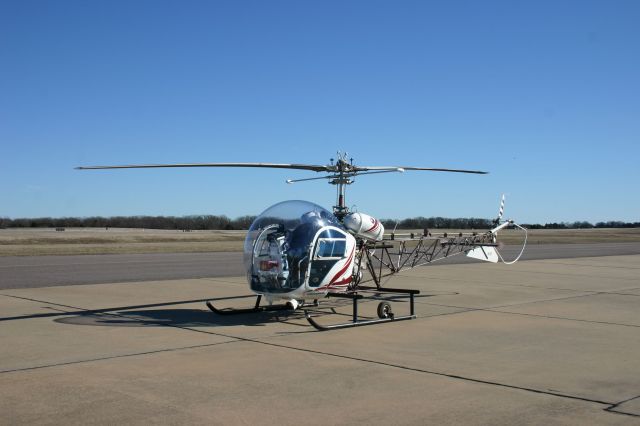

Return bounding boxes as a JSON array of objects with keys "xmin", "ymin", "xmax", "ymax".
[{"xmin": 2, "ymin": 212, "xmax": 637, "ymax": 227}]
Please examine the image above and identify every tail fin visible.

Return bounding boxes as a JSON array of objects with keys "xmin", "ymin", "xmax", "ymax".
[
  {"xmin": 467, "ymin": 246, "xmax": 499, "ymax": 263},
  {"xmin": 467, "ymin": 194, "xmax": 528, "ymax": 264},
  {"xmin": 491, "ymin": 194, "xmax": 528, "ymax": 264}
]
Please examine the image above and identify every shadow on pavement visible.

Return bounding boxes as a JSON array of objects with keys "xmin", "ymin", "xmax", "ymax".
[{"xmin": 54, "ymin": 308, "xmax": 323, "ymax": 328}]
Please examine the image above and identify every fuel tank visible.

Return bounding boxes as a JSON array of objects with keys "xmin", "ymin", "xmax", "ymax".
[{"xmin": 343, "ymin": 212, "xmax": 384, "ymax": 241}]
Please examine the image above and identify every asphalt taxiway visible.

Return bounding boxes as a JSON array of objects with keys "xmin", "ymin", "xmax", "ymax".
[
  {"xmin": 1, "ymin": 242, "xmax": 639, "ymax": 290},
  {"xmin": 1, "ymin": 249, "xmax": 639, "ymax": 424}
]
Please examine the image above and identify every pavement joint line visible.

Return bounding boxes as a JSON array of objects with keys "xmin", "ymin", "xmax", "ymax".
[
  {"xmin": 513, "ymin": 269, "xmax": 639, "ymax": 283},
  {"xmin": 204, "ymin": 277, "xmax": 248, "ymax": 285},
  {"xmin": 608, "ymin": 394, "xmax": 640, "ymax": 406},
  {"xmin": 5, "ymin": 283, "xmax": 637, "ymax": 330},
  {"xmin": 388, "ymin": 284, "xmax": 640, "ymax": 326},
  {"xmin": 419, "ymin": 307, "xmax": 477, "ymax": 319},
  {"xmin": 0, "ymin": 293, "xmax": 256, "ymax": 322},
  {"xmin": 0, "ymin": 289, "xmax": 424, "ymax": 325},
  {"xmin": 411, "ymin": 279, "xmax": 594, "ymax": 296},
  {"xmin": 604, "ymin": 394, "xmax": 640, "ymax": 418},
  {"xmin": 0, "ymin": 269, "xmax": 245, "ymax": 292},
  {"xmin": 412, "ymin": 281, "xmax": 640, "ymax": 302},
  {"xmin": 0, "ymin": 259, "xmax": 220, "ymax": 268},
  {"xmin": 95, "ymin": 309, "xmax": 628, "ymax": 415},
  {"xmin": 399, "ymin": 260, "xmax": 640, "ymax": 282},
  {"xmin": 484, "ymin": 289, "xmax": 640, "ymax": 309},
  {"xmin": 476, "ymin": 267, "xmax": 640, "ymax": 282},
  {"xmin": 534, "ymin": 260, "xmax": 640, "ymax": 270},
  {"xmin": 0, "ymin": 340, "xmax": 240, "ymax": 375},
  {"xmin": 237, "ymin": 336, "xmax": 620, "ymax": 412},
  {"xmin": 421, "ymin": 291, "xmax": 603, "ymax": 312},
  {"xmin": 477, "ymin": 309, "xmax": 640, "ymax": 329},
  {"xmin": 2, "ymin": 250, "xmax": 639, "ymax": 420},
  {"xmin": 0, "ymin": 276, "xmax": 244, "ymax": 291},
  {"xmin": 57, "ymin": 301, "xmax": 628, "ymax": 416},
  {"xmin": 415, "ymin": 293, "xmax": 640, "ymax": 328},
  {"xmin": 605, "ymin": 409, "xmax": 640, "ymax": 418},
  {"xmin": 392, "ymin": 273, "xmax": 640, "ymax": 293},
  {"xmin": 1, "ymin": 291, "xmax": 636, "ymax": 418},
  {"xmin": 6, "ymin": 284, "xmax": 637, "ymax": 335}
]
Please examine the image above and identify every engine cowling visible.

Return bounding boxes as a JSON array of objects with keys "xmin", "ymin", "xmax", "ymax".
[{"xmin": 343, "ymin": 212, "xmax": 384, "ymax": 241}]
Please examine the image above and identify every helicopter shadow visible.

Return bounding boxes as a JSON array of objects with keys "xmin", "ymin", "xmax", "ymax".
[
  {"xmin": 53, "ymin": 293, "xmax": 449, "ymax": 330},
  {"xmin": 54, "ymin": 307, "xmax": 324, "ymax": 329}
]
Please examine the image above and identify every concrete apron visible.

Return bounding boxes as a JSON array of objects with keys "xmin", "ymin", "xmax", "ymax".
[{"xmin": 1, "ymin": 255, "xmax": 640, "ymax": 424}]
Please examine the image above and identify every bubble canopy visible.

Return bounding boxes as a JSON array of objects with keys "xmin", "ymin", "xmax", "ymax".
[{"xmin": 243, "ymin": 200, "xmax": 345, "ymax": 293}]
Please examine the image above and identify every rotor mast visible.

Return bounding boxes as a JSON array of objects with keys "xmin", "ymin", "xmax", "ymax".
[{"xmin": 329, "ymin": 153, "xmax": 354, "ymax": 222}]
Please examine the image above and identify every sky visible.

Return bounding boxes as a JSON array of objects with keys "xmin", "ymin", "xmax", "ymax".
[{"xmin": 1, "ymin": 0, "xmax": 639, "ymax": 223}]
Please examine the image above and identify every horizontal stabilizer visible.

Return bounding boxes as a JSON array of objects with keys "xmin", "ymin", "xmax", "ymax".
[{"xmin": 466, "ymin": 246, "xmax": 499, "ymax": 263}]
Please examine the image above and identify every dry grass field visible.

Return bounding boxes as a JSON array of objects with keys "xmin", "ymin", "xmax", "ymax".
[
  {"xmin": 0, "ymin": 228, "xmax": 246, "ymax": 256},
  {"xmin": 1, "ymin": 227, "xmax": 639, "ymax": 256}
]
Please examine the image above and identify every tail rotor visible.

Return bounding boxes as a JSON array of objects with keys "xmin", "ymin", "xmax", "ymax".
[
  {"xmin": 488, "ymin": 194, "xmax": 528, "ymax": 264},
  {"xmin": 493, "ymin": 194, "xmax": 505, "ymax": 227}
]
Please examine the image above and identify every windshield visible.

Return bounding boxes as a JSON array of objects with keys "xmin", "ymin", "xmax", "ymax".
[{"xmin": 244, "ymin": 200, "xmax": 343, "ymax": 293}]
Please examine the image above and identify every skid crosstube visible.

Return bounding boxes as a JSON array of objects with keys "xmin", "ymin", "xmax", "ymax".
[
  {"xmin": 206, "ymin": 295, "xmax": 318, "ymax": 315},
  {"xmin": 304, "ymin": 286, "xmax": 419, "ymax": 331}
]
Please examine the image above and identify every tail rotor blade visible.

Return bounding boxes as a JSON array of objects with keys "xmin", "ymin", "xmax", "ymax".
[
  {"xmin": 498, "ymin": 194, "xmax": 505, "ymax": 222},
  {"xmin": 492, "ymin": 194, "xmax": 505, "ymax": 227}
]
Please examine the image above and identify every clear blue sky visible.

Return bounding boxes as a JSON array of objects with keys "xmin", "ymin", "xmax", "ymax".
[{"xmin": 1, "ymin": 0, "xmax": 638, "ymax": 223}]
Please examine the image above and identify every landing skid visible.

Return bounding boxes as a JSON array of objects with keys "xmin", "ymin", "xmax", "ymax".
[
  {"xmin": 304, "ymin": 286, "xmax": 419, "ymax": 331},
  {"xmin": 206, "ymin": 295, "xmax": 318, "ymax": 315}
]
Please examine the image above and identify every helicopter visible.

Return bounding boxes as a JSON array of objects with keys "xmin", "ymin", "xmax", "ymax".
[{"xmin": 77, "ymin": 152, "xmax": 527, "ymax": 330}]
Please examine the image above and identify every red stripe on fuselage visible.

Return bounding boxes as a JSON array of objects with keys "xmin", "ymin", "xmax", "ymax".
[
  {"xmin": 316, "ymin": 277, "xmax": 352, "ymax": 291},
  {"xmin": 365, "ymin": 219, "xmax": 379, "ymax": 233},
  {"xmin": 329, "ymin": 246, "xmax": 354, "ymax": 285}
]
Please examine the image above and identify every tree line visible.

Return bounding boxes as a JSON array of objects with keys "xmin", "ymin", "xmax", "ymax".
[
  {"xmin": 380, "ymin": 218, "xmax": 640, "ymax": 230},
  {"xmin": 521, "ymin": 221, "xmax": 640, "ymax": 229},
  {"xmin": 0, "ymin": 216, "xmax": 638, "ymax": 230},
  {"xmin": 0, "ymin": 215, "xmax": 256, "ymax": 230}
]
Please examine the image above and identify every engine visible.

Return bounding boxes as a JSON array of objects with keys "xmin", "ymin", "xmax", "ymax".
[{"xmin": 343, "ymin": 212, "xmax": 385, "ymax": 241}]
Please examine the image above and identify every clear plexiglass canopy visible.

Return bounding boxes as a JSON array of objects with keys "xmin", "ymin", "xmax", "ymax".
[{"xmin": 243, "ymin": 200, "xmax": 344, "ymax": 293}]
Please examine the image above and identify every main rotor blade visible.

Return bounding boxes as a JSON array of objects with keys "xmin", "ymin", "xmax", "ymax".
[
  {"xmin": 75, "ymin": 162, "xmax": 330, "ymax": 172},
  {"xmin": 354, "ymin": 166, "xmax": 488, "ymax": 174}
]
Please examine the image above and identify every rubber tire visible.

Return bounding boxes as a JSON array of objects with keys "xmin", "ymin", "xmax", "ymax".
[{"xmin": 377, "ymin": 301, "xmax": 392, "ymax": 319}]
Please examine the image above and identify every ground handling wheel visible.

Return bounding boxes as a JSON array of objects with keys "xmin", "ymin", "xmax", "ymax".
[{"xmin": 377, "ymin": 301, "xmax": 393, "ymax": 319}]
